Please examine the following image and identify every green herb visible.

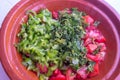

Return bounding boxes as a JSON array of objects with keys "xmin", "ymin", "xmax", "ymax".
[
  {"xmin": 93, "ymin": 46, "xmax": 101, "ymax": 55},
  {"xmin": 16, "ymin": 8, "xmax": 95, "ymax": 78},
  {"xmin": 87, "ymin": 61, "xmax": 95, "ymax": 72},
  {"xmin": 93, "ymin": 21, "xmax": 100, "ymax": 27}
]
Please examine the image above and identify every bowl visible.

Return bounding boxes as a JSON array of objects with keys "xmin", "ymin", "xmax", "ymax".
[{"xmin": 0, "ymin": 0, "xmax": 120, "ymax": 80}]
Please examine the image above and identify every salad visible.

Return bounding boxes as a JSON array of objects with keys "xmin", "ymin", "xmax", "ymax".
[{"xmin": 16, "ymin": 8, "xmax": 106, "ymax": 80}]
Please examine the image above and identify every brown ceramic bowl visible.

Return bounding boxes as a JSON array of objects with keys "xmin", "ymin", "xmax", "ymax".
[{"xmin": 0, "ymin": 0, "xmax": 120, "ymax": 80}]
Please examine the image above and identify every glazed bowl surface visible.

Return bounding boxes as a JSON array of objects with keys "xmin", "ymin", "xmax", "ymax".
[{"xmin": 0, "ymin": 0, "xmax": 120, "ymax": 80}]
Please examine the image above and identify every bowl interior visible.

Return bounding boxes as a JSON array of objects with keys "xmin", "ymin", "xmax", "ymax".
[{"xmin": 1, "ymin": 0, "xmax": 119, "ymax": 80}]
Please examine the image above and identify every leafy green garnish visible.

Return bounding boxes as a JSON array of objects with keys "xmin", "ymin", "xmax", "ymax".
[
  {"xmin": 16, "ymin": 8, "xmax": 95, "ymax": 78},
  {"xmin": 87, "ymin": 61, "xmax": 95, "ymax": 72}
]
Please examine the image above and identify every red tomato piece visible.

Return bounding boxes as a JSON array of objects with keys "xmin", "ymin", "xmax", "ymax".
[
  {"xmin": 36, "ymin": 64, "xmax": 48, "ymax": 74},
  {"xmin": 77, "ymin": 66, "xmax": 89, "ymax": 79},
  {"xmin": 66, "ymin": 68, "xmax": 72, "ymax": 80},
  {"xmin": 83, "ymin": 15, "xmax": 94, "ymax": 24},
  {"xmin": 89, "ymin": 31, "xmax": 100, "ymax": 39},
  {"xmin": 83, "ymin": 33, "xmax": 89, "ymax": 40},
  {"xmin": 86, "ymin": 54, "xmax": 98, "ymax": 62},
  {"xmin": 97, "ymin": 43, "xmax": 106, "ymax": 51},
  {"xmin": 66, "ymin": 68, "xmax": 75, "ymax": 80},
  {"xmin": 87, "ymin": 54, "xmax": 102, "ymax": 62},
  {"xmin": 87, "ymin": 44, "xmax": 97, "ymax": 53},
  {"xmin": 66, "ymin": 9, "xmax": 72, "ymax": 14},
  {"xmin": 88, "ymin": 63, "xmax": 99, "ymax": 77},
  {"xmin": 84, "ymin": 38, "xmax": 92, "ymax": 46},
  {"xmin": 53, "ymin": 69, "xmax": 61, "ymax": 76},
  {"xmin": 50, "ymin": 74, "xmax": 66, "ymax": 80},
  {"xmin": 49, "ymin": 77, "xmax": 56, "ymax": 80},
  {"xmin": 96, "ymin": 51, "xmax": 106, "ymax": 61},
  {"xmin": 52, "ymin": 11, "xmax": 59, "ymax": 19},
  {"xmin": 85, "ymin": 26, "xmax": 96, "ymax": 31},
  {"xmin": 86, "ymin": 51, "xmax": 106, "ymax": 62},
  {"xmin": 75, "ymin": 74, "xmax": 84, "ymax": 80},
  {"xmin": 88, "ymin": 30, "xmax": 95, "ymax": 38},
  {"xmin": 84, "ymin": 26, "xmax": 97, "ymax": 40},
  {"xmin": 55, "ymin": 74, "xmax": 66, "ymax": 80},
  {"xmin": 95, "ymin": 35, "xmax": 106, "ymax": 43}
]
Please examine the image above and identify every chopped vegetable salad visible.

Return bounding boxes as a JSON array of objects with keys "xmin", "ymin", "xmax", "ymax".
[{"xmin": 16, "ymin": 8, "xmax": 106, "ymax": 80}]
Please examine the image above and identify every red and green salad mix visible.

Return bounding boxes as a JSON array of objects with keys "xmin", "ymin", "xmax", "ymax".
[{"xmin": 16, "ymin": 8, "xmax": 106, "ymax": 80}]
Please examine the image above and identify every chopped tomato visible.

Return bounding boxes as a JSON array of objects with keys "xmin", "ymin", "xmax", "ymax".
[
  {"xmin": 85, "ymin": 26, "xmax": 96, "ymax": 31},
  {"xmin": 97, "ymin": 43, "xmax": 106, "ymax": 51},
  {"xmin": 55, "ymin": 74, "xmax": 66, "ymax": 80},
  {"xmin": 88, "ymin": 63, "xmax": 99, "ymax": 77},
  {"xmin": 75, "ymin": 74, "xmax": 84, "ymax": 80},
  {"xmin": 36, "ymin": 64, "xmax": 48, "ymax": 74},
  {"xmin": 83, "ymin": 15, "xmax": 94, "ymax": 25},
  {"xmin": 66, "ymin": 68, "xmax": 72, "ymax": 80},
  {"xmin": 66, "ymin": 68, "xmax": 75, "ymax": 80},
  {"xmin": 77, "ymin": 66, "xmax": 89, "ymax": 79},
  {"xmin": 87, "ymin": 44, "xmax": 97, "ymax": 53},
  {"xmin": 95, "ymin": 35, "xmax": 106, "ymax": 43},
  {"xmin": 85, "ymin": 26, "xmax": 106, "ymax": 43},
  {"xmin": 49, "ymin": 74, "xmax": 66, "ymax": 80},
  {"xmin": 18, "ymin": 8, "xmax": 107, "ymax": 80},
  {"xmin": 52, "ymin": 11, "xmax": 58, "ymax": 19},
  {"xmin": 86, "ymin": 51, "xmax": 106, "ymax": 62},
  {"xmin": 50, "ymin": 74, "xmax": 66, "ymax": 80},
  {"xmin": 96, "ymin": 51, "xmax": 106, "ymax": 61},
  {"xmin": 50, "ymin": 69, "xmax": 65, "ymax": 80},
  {"xmin": 66, "ymin": 9, "xmax": 72, "ymax": 14},
  {"xmin": 83, "ymin": 33, "xmax": 89, "ymax": 40},
  {"xmin": 84, "ymin": 38, "xmax": 92, "ymax": 46},
  {"xmin": 89, "ymin": 31, "xmax": 100, "ymax": 39},
  {"xmin": 53, "ymin": 69, "xmax": 61, "ymax": 76},
  {"xmin": 87, "ymin": 54, "xmax": 98, "ymax": 62}
]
